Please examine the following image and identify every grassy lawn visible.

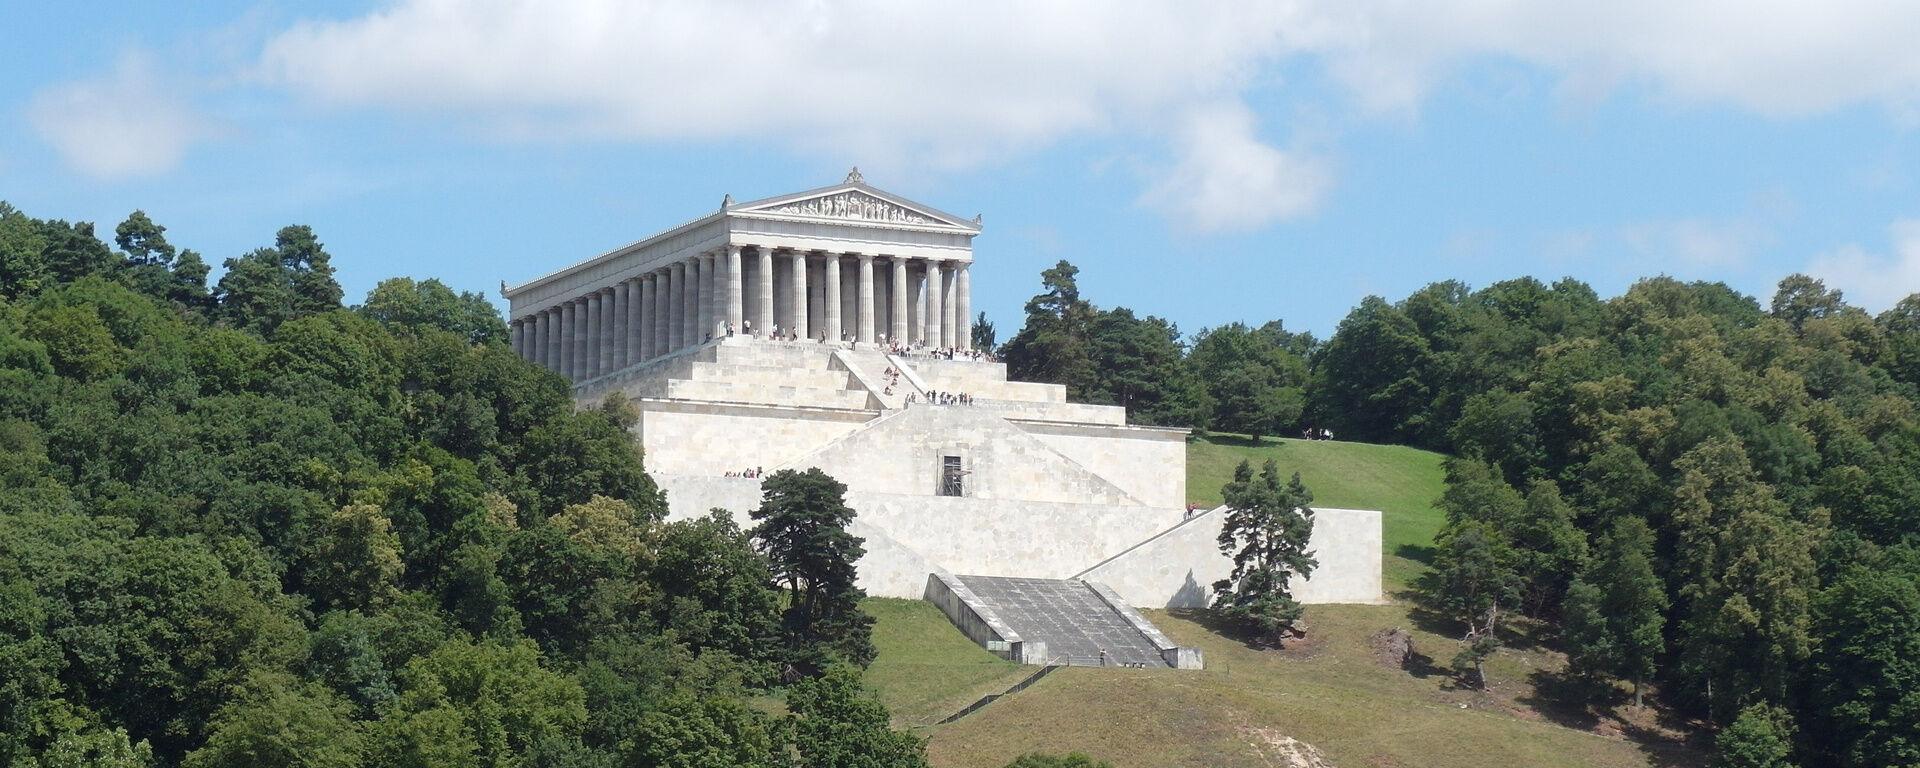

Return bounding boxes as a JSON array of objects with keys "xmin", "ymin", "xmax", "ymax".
[
  {"xmin": 870, "ymin": 436, "xmax": 1705, "ymax": 768},
  {"xmin": 864, "ymin": 597, "xmax": 1033, "ymax": 727},
  {"xmin": 1187, "ymin": 434, "xmax": 1449, "ymax": 592},
  {"xmin": 919, "ymin": 603, "xmax": 1701, "ymax": 768}
]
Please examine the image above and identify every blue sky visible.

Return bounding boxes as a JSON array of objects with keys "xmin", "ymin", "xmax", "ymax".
[{"xmin": 5, "ymin": 1, "xmax": 1920, "ymax": 339}]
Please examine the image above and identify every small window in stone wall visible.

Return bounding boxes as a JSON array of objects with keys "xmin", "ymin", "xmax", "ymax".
[{"xmin": 940, "ymin": 454, "xmax": 966, "ymax": 497}]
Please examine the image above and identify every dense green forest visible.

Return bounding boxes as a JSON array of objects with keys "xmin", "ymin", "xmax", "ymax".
[
  {"xmin": 7, "ymin": 193, "xmax": 1918, "ymax": 767},
  {"xmin": 1002, "ymin": 260, "xmax": 1920, "ymax": 767},
  {"xmin": 0, "ymin": 202, "xmax": 923, "ymax": 767}
]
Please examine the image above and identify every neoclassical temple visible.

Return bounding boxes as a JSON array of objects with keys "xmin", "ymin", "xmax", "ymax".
[
  {"xmin": 501, "ymin": 172, "xmax": 1381, "ymax": 616},
  {"xmin": 504, "ymin": 169, "xmax": 979, "ymax": 382}
]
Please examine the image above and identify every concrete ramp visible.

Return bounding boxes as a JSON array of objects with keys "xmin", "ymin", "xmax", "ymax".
[{"xmin": 932, "ymin": 574, "xmax": 1203, "ymax": 669}]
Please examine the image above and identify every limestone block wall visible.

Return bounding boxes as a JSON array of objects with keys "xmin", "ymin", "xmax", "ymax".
[
  {"xmin": 1077, "ymin": 506, "xmax": 1383, "ymax": 608},
  {"xmin": 910, "ymin": 364, "xmax": 1069, "ymax": 405},
  {"xmin": 972, "ymin": 400, "xmax": 1127, "ymax": 425},
  {"xmin": 843, "ymin": 492, "xmax": 1178, "ymax": 598},
  {"xmin": 666, "ymin": 379, "xmax": 871, "ymax": 409},
  {"xmin": 774, "ymin": 406, "xmax": 1144, "ymax": 505},
  {"xmin": 637, "ymin": 402, "xmax": 869, "ymax": 476},
  {"xmin": 1019, "ymin": 421, "xmax": 1189, "ymax": 509},
  {"xmin": 656, "ymin": 474, "xmax": 763, "ymax": 519}
]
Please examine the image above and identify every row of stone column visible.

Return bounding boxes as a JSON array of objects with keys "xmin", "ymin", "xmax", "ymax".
[{"xmin": 509, "ymin": 246, "xmax": 972, "ymax": 381}]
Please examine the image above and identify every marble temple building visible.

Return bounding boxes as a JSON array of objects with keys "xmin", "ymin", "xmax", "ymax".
[{"xmin": 500, "ymin": 171, "xmax": 1381, "ymax": 610}]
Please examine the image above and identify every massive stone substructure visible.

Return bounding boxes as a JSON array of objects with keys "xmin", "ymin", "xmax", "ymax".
[{"xmin": 501, "ymin": 174, "xmax": 1383, "ymax": 613}]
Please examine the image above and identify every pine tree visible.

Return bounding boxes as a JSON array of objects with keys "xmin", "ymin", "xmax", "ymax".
[
  {"xmin": 750, "ymin": 468, "xmax": 875, "ymax": 674},
  {"xmin": 1211, "ymin": 460, "xmax": 1317, "ymax": 646}
]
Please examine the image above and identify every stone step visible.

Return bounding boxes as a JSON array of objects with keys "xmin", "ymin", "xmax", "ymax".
[
  {"xmin": 665, "ymin": 380, "xmax": 872, "ymax": 409},
  {"xmin": 953, "ymin": 575, "xmax": 1172, "ymax": 668},
  {"xmin": 686, "ymin": 361, "xmax": 851, "ymax": 390}
]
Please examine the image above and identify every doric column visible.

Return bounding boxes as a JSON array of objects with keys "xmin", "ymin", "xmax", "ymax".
[
  {"xmin": 652, "ymin": 271, "xmax": 669, "ymax": 356},
  {"xmin": 640, "ymin": 274, "xmax": 657, "ymax": 360},
  {"xmin": 856, "ymin": 254, "xmax": 875, "ymax": 344},
  {"xmin": 705, "ymin": 250, "xmax": 723, "ymax": 340},
  {"xmin": 510, "ymin": 318, "xmax": 523, "ymax": 358},
  {"xmin": 891, "ymin": 257, "xmax": 911, "ymax": 345},
  {"xmin": 695, "ymin": 253, "xmax": 712, "ymax": 343},
  {"xmin": 543, "ymin": 308, "xmax": 559, "ymax": 371},
  {"xmin": 562, "ymin": 300, "xmax": 580, "ymax": 380},
  {"xmin": 926, "ymin": 259, "xmax": 944, "ymax": 348},
  {"xmin": 537, "ymin": 311, "xmax": 552, "ymax": 369},
  {"xmin": 789, "ymin": 250, "xmax": 808, "ymax": 341},
  {"xmin": 756, "ymin": 247, "xmax": 775, "ymax": 337},
  {"xmin": 586, "ymin": 291, "xmax": 605, "ymax": 379},
  {"xmin": 681, "ymin": 257, "xmax": 698, "ymax": 347},
  {"xmin": 955, "ymin": 263, "xmax": 972, "ymax": 351},
  {"xmin": 807, "ymin": 256, "xmax": 825, "ymax": 338},
  {"xmin": 555, "ymin": 302, "xmax": 569, "ymax": 379},
  {"xmin": 555, "ymin": 305, "xmax": 568, "ymax": 376},
  {"xmin": 941, "ymin": 264, "xmax": 958, "ymax": 348},
  {"xmin": 621, "ymin": 279, "xmax": 640, "ymax": 366},
  {"xmin": 517, "ymin": 314, "xmax": 531, "ymax": 363},
  {"xmin": 595, "ymin": 286, "xmax": 610, "ymax": 374},
  {"xmin": 823, "ymin": 254, "xmax": 843, "ymax": 343},
  {"xmin": 726, "ymin": 245, "xmax": 744, "ymax": 332},
  {"xmin": 668, "ymin": 262, "xmax": 686, "ymax": 352},
  {"xmin": 610, "ymin": 281, "xmax": 628, "ymax": 368}
]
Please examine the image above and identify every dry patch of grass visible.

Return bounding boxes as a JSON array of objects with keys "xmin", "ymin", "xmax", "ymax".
[
  {"xmin": 873, "ymin": 437, "xmax": 1704, "ymax": 768},
  {"xmin": 913, "ymin": 603, "xmax": 1705, "ymax": 768}
]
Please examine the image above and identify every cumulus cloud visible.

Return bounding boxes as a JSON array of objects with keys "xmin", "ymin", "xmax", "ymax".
[
  {"xmin": 246, "ymin": 0, "xmax": 1920, "ymax": 228},
  {"xmin": 28, "ymin": 52, "xmax": 217, "ymax": 178},
  {"xmin": 1806, "ymin": 219, "xmax": 1920, "ymax": 312},
  {"xmin": 257, "ymin": 1, "xmax": 1294, "ymax": 156},
  {"xmin": 1300, "ymin": 0, "xmax": 1920, "ymax": 116},
  {"xmin": 1138, "ymin": 102, "xmax": 1329, "ymax": 232}
]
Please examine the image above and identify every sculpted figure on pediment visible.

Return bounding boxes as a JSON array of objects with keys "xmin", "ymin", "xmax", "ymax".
[{"xmin": 766, "ymin": 192, "xmax": 940, "ymax": 225}]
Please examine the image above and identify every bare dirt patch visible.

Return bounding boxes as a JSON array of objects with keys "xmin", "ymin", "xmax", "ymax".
[
  {"xmin": 1367, "ymin": 627, "xmax": 1415, "ymax": 670},
  {"xmin": 1239, "ymin": 725, "xmax": 1334, "ymax": 768}
]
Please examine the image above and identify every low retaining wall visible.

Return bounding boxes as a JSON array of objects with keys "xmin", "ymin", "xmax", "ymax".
[
  {"xmin": 922, "ymin": 573, "xmax": 1049, "ymax": 665},
  {"xmin": 1079, "ymin": 505, "xmax": 1384, "ymax": 608},
  {"xmin": 1085, "ymin": 581, "xmax": 1205, "ymax": 670}
]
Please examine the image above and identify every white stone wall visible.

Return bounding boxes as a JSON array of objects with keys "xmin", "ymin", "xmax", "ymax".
[
  {"xmin": 842, "ymin": 492, "xmax": 1179, "ymax": 598},
  {"xmin": 772, "ymin": 406, "xmax": 1145, "ymax": 505},
  {"xmin": 637, "ymin": 403, "xmax": 867, "ymax": 476},
  {"xmin": 1020, "ymin": 422, "xmax": 1189, "ymax": 509},
  {"xmin": 1077, "ymin": 506, "xmax": 1383, "ymax": 608}
]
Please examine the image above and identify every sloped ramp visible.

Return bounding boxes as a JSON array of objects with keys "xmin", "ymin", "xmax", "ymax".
[{"xmin": 948, "ymin": 575, "xmax": 1202, "ymax": 669}]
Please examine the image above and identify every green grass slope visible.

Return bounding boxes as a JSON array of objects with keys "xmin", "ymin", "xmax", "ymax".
[
  {"xmin": 868, "ymin": 436, "xmax": 1705, "ymax": 768},
  {"xmin": 864, "ymin": 598, "xmax": 1033, "ymax": 727},
  {"xmin": 1188, "ymin": 434, "xmax": 1448, "ymax": 592},
  {"xmin": 919, "ymin": 604, "xmax": 1697, "ymax": 768}
]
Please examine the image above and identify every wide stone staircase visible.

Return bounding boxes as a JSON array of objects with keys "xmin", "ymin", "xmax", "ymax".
[{"xmin": 952, "ymin": 575, "xmax": 1182, "ymax": 668}]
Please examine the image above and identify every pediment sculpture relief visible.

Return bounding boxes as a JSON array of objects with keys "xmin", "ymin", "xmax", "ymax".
[{"xmin": 763, "ymin": 192, "xmax": 942, "ymax": 225}]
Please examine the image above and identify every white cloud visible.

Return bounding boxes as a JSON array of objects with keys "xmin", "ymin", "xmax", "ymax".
[
  {"xmin": 1138, "ymin": 102, "xmax": 1329, "ymax": 232},
  {"xmin": 1298, "ymin": 1, "xmax": 1920, "ymax": 116},
  {"xmin": 257, "ymin": 1, "xmax": 1295, "ymax": 157},
  {"xmin": 245, "ymin": 1, "xmax": 1920, "ymax": 228},
  {"xmin": 28, "ymin": 52, "xmax": 217, "ymax": 178},
  {"xmin": 1806, "ymin": 219, "xmax": 1920, "ymax": 312},
  {"xmin": 1623, "ymin": 217, "xmax": 1769, "ymax": 270}
]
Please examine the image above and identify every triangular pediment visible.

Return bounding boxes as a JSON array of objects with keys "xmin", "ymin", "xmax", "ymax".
[{"xmin": 732, "ymin": 182, "xmax": 979, "ymax": 230}]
